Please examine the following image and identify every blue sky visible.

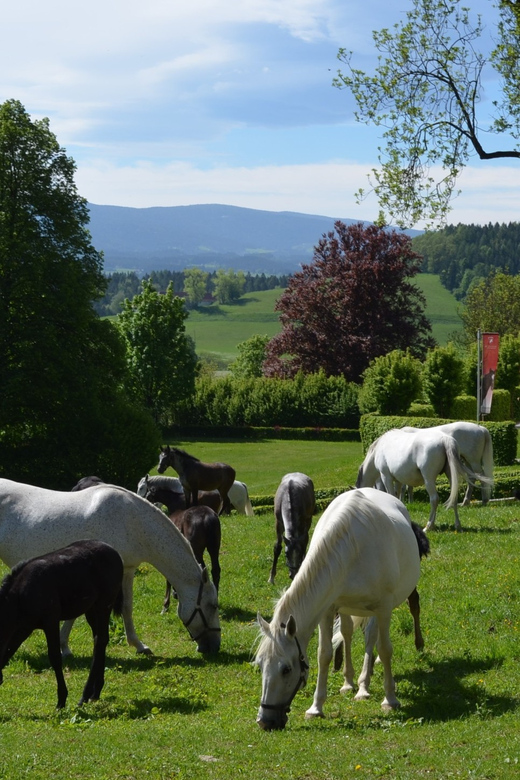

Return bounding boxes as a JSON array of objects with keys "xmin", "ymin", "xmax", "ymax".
[{"xmin": 2, "ymin": 0, "xmax": 518, "ymax": 227}]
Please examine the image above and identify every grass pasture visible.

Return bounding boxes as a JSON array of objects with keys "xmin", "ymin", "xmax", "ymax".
[{"xmin": 2, "ymin": 438, "xmax": 520, "ymax": 779}]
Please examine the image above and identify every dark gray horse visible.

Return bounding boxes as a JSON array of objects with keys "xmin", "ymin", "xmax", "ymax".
[{"xmin": 268, "ymin": 472, "xmax": 316, "ymax": 584}]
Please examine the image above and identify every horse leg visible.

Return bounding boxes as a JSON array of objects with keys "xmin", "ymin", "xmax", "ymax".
[
  {"xmin": 162, "ymin": 580, "xmax": 172, "ymax": 614},
  {"xmin": 44, "ymin": 623, "xmax": 68, "ymax": 709},
  {"xmin": 407, "ymin": 588, "xmax": 424, "ymax": 651},
  {"xmin": 338, "ymin": 614, "xmax": 356, "ymax": 693},
  {"xmin": 120, "ymin": 568, "xmax": 152, "ymax": 655},
  {"xmin": 423, "ymin": 482, "xmax": 439, "ymax": 532},
  {"xmin": 79, "ymin": 607, "xmax": 110, "ymax": 704},
  {"xmin": 305, "ymin": 607, "xmax": 335, "ymax": 719},
  {"xmin": 375, "ymin": 610, "xmax": 400, "ymax": 711},
  {"xmin": 268, "ymin": 533, "xmax": 283, "ymax": 584},
  {"xmin": 60, "ymin": 619, "xmax": 75, "ymax": 657},
  {"xmin": 355, "ymin": 616, "xmax": 378, "ymax": 701}
]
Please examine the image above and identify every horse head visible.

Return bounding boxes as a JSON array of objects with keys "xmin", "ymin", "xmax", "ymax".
[
  {"xmin": 255, "ymin": 614, "xmax": 309, "ymax": 731},
  {"xmin": 157, "ymin": 446, "xmax": 172, "ymax": 474}
]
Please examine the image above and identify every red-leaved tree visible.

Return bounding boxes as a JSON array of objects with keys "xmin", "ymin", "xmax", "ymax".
[{"xmin": 263, "ymin": 221, "xmax": 435, "ymax": 381}]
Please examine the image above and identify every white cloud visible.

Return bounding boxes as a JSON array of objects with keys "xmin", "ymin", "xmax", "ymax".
[{"xmin": 75, "ymin": 157, "xmax": 520, "ymax": 227}]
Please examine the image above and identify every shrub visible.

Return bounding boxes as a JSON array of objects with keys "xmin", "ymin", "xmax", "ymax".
[
  {"xmin": 422, "ymin": 343, "xmax": 465, "ymax": 417},
  {"xmin": 359, "ymin": 350, "xmax": 423, "ymax": 415},
  {"xmin": 451, "ymin": 395, "xmax": 477, "ymax": 419},
  {"xmin": 486, "ymin": 388, "xmax": 512, "ymax": 422},
  {"xmin": 408, "ymin": 402, "xmax": 436, "ymax": 417}
]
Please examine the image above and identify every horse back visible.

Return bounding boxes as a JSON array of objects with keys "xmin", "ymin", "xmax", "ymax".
[{"xmin": 275, "ymin": 473, "xmax": 315, "ymax": 535}]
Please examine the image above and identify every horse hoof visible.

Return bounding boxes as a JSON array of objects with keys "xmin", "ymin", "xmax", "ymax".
[
  {"xmin": 340, "ymin": 683, "xmax": 355, "ymax": 694},
  {"xmin": 305, "ymin": 708, "xmax": 324, "ymax": 719},
  {"xmin": 137, "ymin": 646, "xmax": 153, "ymax": 656},
  {"xmin": 381, "ymin": 698, "xmax": 400, "ymax": 711},
  {"xmin": 354, "ymin": 691, "xmax": 370, "ymax": 701}
]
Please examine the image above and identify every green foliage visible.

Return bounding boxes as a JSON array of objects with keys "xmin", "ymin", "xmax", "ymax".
[
  {"xmin": 229, "ymin": 334, "xmax": 269, "ymax": 378},
  {"xmin": 422, "ymin": 343, "xmax": 465, "ymax": 417},
  {"xmin": 265, "ymin": 222, "xmax": 434, "ymax": 381},
  {"xmin": 460, "ymin": 272, "xmax": 520, "ymax": 343},
  {"xmin": 335, "ymin": 1, "xmax": 520, "ymax": 227},
  {"xmin": 486, "ymin": 388, "xmax": 512, "ymax": 422},
  {"xmin": 213, "ymin": 268, "xmax": 246, "ymax": 304},
  {"xmin": 118, "ymin": 280, "xmax": 198, "ymax": 425},
  {"xmin": 451, "ymin": 394, "xmax": 477, "ymax": 419},
  {"xmin": 359, "ymin": 350, "xmax": 423, "ymax": 415},
  {"xmin": 495, "ymin": 333, "xmax": 520, "ymax": 417},
  {"xmin": 176, "ymin": 373, "xmax": 360, "ymax": 429},
  {"xmin": 413, "ymin": 223, "xmax": 520, "ymax": 299},
  {"xmin": 183, "ymin": 268, "xmax": 209, "ymax": 307},
  {"xmin": 0, "ymin": 100, "xmax": 159, "ymax": 488},
  {"xmin": 359, "ymin": 414, "xmax": 517, "ymax": 466},
  {"xmin": 407, "ymin": 402, "xmax": 436, "ymax": 417}
]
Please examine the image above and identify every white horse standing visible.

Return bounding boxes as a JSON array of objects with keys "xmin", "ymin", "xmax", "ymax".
[
  {"xmin": 255, "ymin": 488, "xmax": 421, "ymax": 730},
  {"xmin": 0, "ymin": 478, "xmax": 221, "ymax": 656},
  {"xmin": 356, "ymin": 428, "xmax": 493, "ymax": 531},
  {"xmin": 400, "ymin": 422, "xmax": 494, "ymax": 505}
]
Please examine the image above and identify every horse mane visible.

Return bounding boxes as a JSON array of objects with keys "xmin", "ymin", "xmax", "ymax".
[
  {"xmin": 269, "ymin": 491, "xmax": 383, "ymax": 631},
  {"xmin": 173, "ymin": 447, "xmax": 200, "ymax": 463}
]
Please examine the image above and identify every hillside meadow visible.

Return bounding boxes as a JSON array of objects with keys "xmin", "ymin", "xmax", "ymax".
[
  {"xmin": 184, "ymin": 274, "xmax": 462, "ymax": 366},
  {"xmin": 2, "ymin": 438, "xmax": 520, "ymax": 779}
]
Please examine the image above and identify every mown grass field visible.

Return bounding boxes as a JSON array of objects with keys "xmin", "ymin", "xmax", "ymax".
[
  {"xmin": 2, "ymin": 438, "xmax": 520, "ymax": 779},
  {"xmin": 184, "ymin": 274, "xmax": 463, "ymax": 366}
]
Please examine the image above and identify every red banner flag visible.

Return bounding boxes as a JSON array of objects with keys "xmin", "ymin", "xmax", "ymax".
[{"xmin": 481, "ymin": 332, "xmax": 500, "ymax": 415}]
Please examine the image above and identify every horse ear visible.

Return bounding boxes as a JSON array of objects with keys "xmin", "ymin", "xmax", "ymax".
[
  {"xmin": 257, "ymin": 613, "xmax": 272, "ymax": 638},
  {"xmin": 285, "ymin": 615, "xmax": 297, "ymax": 638}
]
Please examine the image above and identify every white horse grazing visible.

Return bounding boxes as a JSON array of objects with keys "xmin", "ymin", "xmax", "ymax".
[
  {"xmin": 401, "ymin": 422, "xmax": 494, "ymax": 505},
  {"xmin": 255, "ymin": 488, "xmax": 421, "ymax": 730},
  {"xmin": 0, "ymin": 478, "xmax": 221, "ymax": 656},
  {"xmin": 356, "ymin": 428, "xmax": 493, "ymax": 531},
  {"xmin": 137, "ymin": 475, "xmax": 254, "ymax": 516}
]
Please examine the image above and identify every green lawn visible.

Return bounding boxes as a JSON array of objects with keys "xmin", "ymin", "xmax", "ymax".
[
  {"xmin": 2, "ymin": 446, "xmax": 520, "ymax": 780},
  {"xmin": 185, "ymin": 275, "xmax": 463, "ymax": 366}
]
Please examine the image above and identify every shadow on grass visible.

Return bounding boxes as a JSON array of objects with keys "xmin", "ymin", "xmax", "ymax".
[{"xmin": 395, "ymin": 652, "xmax": 516, "ymax": 722}]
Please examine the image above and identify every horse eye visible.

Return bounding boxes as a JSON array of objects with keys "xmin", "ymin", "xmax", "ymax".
[{"xmin": 281, "ymin": 665, "xmax": 292, "ymax": 676}]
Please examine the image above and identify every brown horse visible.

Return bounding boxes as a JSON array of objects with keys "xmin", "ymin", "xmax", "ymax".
[
  {"xmin": 157, "ymin": 446, "xmax": 236, "ymax": 515},
  {"xmin": 162, "ymin": 506, "xmax": 221, "ymax": 613}
]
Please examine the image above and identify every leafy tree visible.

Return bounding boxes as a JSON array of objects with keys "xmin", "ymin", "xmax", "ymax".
[
  {"xmin": 213, "ymin": 268, "xmax": 246, "ymax": 304},
  {"xmin": 422, "ymin": 343, "xmax": 465, "ymax": 417},
  {"xmin": 335, "ymin": 0, "xmax": 520, "ymax": 227},
  {"xmin": 230, "ymin": 335, "xmax": 270, "ymax": 378},
  {"xmin": 495, "ymin": 333, "xmax": 520, "ymax": 416},
  {"xmin": 459, "ymin": 272, "xmax": 520, "ymax": 342},
  {"xmin": 118, "ymin": 279, "xmax": 198, "ymax": 424},
  {"xmin": 263, "ymin": 221, "xmax": 435, "ymax": 382},
  {"xmin": 358, "ymin": 350, "xmax": 423, "ymax": 415},
  {"xmin": 183, "ymin": 268, "xmax": 209, "ymax": 307},
  {"xmin": 0, "ymin": 99, "xmax": 159, "ymax": 488}
]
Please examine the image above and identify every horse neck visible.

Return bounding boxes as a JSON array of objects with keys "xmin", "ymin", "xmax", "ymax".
[
  {"xmin": 140, "ymin": 504, "xmax": 201, "ymax": 593},
  {"xmin": 272, "ymin": 571, "xmax": 333, "ymax": 647}
]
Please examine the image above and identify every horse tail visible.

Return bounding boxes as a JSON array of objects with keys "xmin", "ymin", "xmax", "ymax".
[
  {"xmin": 442, "ymin": 435, "xmax": 463, "ymax": 510},
  {"xmin": 410, "ymin": 521, "xmax": 430, "ymax": 558},
  {"xmin": 481, "ymin": 428, "xmax": 495, "ymax": 501},
  {"xmin": 442, "ymin": 435, "xmax": 492, "ymax": 509},
  {"xmin": 112, "ymin": 587, "xmax": 124, "ymax": 617}
]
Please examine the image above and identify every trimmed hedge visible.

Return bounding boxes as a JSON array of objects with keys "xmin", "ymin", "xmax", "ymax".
[
  {"xmin": 249, "ymin": 470, "xmax": 520, "ymax": 513},
  {"xmin": 359, "ymin": 415, "xmax": 518, "ymax": 466},
  {"xmin": 167, "ymin": 425, "xmax": 361, "ymax": 442}
]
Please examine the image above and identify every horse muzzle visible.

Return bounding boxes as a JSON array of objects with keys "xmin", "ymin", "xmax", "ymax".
[
  {"xmin": 196, "ymin": 629, "xmax": 221, "ymax": 655},
  {"xmin": 256, "ymin": 707, "xmax": 288, "ymax": 731}
]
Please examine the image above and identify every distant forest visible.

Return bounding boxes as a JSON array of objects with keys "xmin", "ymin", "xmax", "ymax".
[
  {"xmin": 413, "ymin": 222, "xmax": 520, "ymax": 300},
  {"xmin": 94, "ymin": 269, "xmax": 289, "ymax": 316}
]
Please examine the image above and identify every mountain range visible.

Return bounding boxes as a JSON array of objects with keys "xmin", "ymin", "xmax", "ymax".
[{"xmin": 87, "ymin": 202, "xmax": 420, "ymax": 275}]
